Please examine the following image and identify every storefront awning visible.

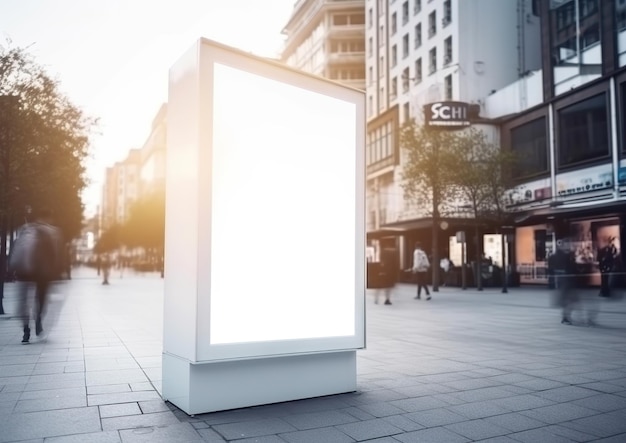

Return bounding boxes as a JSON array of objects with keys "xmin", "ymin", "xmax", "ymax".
[{"xmin": 514, "ymin": 198, "xmax": 626, "ymax": 225}]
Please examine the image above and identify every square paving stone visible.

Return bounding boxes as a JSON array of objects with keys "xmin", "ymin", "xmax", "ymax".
[
  {"xmin": 393, "ymin": 426, "xmax": 470, "ymax": 443},
  {"xmin": 0, "ymin": 406, "xmax": 101, "ymax": 442},
  {"xmin": 483, "ymin": 412, "xmax": 545, "ymax": 432},
  {"xmin": 101, "ymin": 411, "xmax": 180, "ymax": 431},
  {"xmin": 280, "ymin": 427, "xmax": 355, "ymax": 443},
  {"xmin": 448, "ymin": 401, "xmax": 512, "ymax": 419},
  {"xmin": 519, "ymin": 403, "xmax": 600, "ymax": 424},
  {"xmin": 444, "ymin": 419, "xmax": 509, "ymax": 441},
  {"xmin": 335, "ymin": 418, "xmax": 403, "ymax": 441},
  {"xmin": 212, "ymin": 418, "xmax": 297, "ymax": 440},
  {"xmin": 404, "ymin": 408, "xmax": 467, "ymax": 427},
  {"xmin": 118, "ymin": 422, "xmax": 204, "ymax": 443},
  {"xmin": 99, "ymin": 402, "xmax": 141, "ymax": 418},
  {"xmin": 283, "ymin": 410, "xmax": 359, "ymax": 430}
]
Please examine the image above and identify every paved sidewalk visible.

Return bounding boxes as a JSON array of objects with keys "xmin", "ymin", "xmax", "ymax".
[{"xmin": 1, "ymin": 267, "xmax": 626, "ymax": 442}]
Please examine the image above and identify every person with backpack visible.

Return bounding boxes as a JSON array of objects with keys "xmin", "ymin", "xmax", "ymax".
[
  {"xmin": 9, "ymin": 208, "xmax": 63, "ymax": 344},
  {"xmin": 412, "ymin": 241, "xmax": 431, "ymax": 300}
]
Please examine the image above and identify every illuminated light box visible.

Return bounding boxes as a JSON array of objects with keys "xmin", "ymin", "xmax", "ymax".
[{"xmin": 162, "ymin": 38, "xmax": 365, "ymax": 414}]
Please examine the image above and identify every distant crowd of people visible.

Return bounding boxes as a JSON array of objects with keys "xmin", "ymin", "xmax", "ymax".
[{"xmin": 368, "ymin": 237, "xmax": 623, "ymax": 327}]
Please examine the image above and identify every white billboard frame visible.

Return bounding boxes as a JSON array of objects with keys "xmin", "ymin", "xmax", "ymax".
[{"xmin": 162, "ymin": 38, "xmax": 365, "ymax": 414}]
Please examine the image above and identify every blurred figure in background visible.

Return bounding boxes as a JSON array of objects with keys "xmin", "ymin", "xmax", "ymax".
[
  {"xmin": 9, "ymin": 209, "xmax": 63, "ymax": 343},
  {"xmin": 101, "ymin": 254, "xmax": 111, "ymax": 285},
  {"xmin": 374, "ymin": 247, "xmax": 398, "ymax": 305},
  {"xmin": 598, "ymin": 237, "xmax": 617, "ymax": 298},
  {"xmin": 551, "ymin": 239, "xmax": 578, "ymax": 325},
  {"xmin": 412, "ymin": 242, "xmax": 431, "ymax": 300}
]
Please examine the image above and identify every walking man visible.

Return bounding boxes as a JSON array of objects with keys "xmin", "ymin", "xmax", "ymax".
[
  {"xmin": 9, "ymin": 208, "xmax": 63, "ymax": 343},
  {"xmin": 412, "ymin": 242, "xmax": 431, "ymax": 300}
]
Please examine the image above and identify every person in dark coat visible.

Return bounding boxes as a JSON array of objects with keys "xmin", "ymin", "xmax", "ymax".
[
  {"xmin": 551, "ymin": 240, "xmax": 578, "ymax": 325},
  {"xmin": 598, "ymin": 238, "xmax": 617, "ymax": 298},
  {"xmin": 375, "ymin": 247, "xmax": 398, "ymax": 305},
  {"xmin": 11, "ymin": 209, "xmax": 63, "ymax": 343}
]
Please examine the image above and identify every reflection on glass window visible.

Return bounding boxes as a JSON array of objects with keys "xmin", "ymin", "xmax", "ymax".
[
  {"xmin": 510, "ymin": 117, "xmax": 548, "ymax": 179},
  {"xmin": 550, "ymin": 0, "xmax": 602, "ymax": 93},
  {"xmin": 558, "ymin": 93, "xmax": 609, "ymax": 168},
  {"xmin": 617, "ymin": 0, "xmax": 626, "ymax": 66}
]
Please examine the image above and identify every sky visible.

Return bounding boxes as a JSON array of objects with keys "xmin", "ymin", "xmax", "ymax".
[{"xmin": 0, "ymin": 0, "xmax": 296, "ymax": 217}]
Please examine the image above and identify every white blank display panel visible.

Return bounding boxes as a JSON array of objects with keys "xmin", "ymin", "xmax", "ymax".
[
  {"xmin": 210, "ymin": 63, "xmax": 357, "ymax": 345},
  {"xmin": 163, "ymin": 39, "xmax": 369, "ymax": 363}
]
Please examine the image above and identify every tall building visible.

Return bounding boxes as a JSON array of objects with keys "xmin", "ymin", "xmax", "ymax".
[
  {"xmin": 365, "ymin": 0, "xmax": 541, "ymax": 271},
  {"xmin": 139, "ymin": 103, "xmax": 167, "ymax": 197},
  {"xmin": 483, "ymin": 0, "xmax": 626, "ymax": 286},
  {"xmin": 281, "ymin": 0, "xmax": 367, "ymax": 91},
  {"xmin": 100, "ymin": 149, "xmax": 141, "ymax": 231}
]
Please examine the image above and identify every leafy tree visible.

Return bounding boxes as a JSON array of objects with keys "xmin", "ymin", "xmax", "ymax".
[
  {"xmin": 0, "ymin": 42, "xmax": 95, "ymax": 313},
  {"xmin": 400, "ymin": 121, "xmax": 461, "ymax": 292},
  {"xmin": 120, "ymin": 190, "xmax": 165, "ymax": 276},
  {"xmin": 451, "ymin": 127, "xmax": 517, "ymax": 291},
  {"xmin": 94, "ymin": 224, "xmax": 122, "ymax": 254}
]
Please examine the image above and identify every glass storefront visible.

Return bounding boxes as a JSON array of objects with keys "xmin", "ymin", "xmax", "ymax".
[{"xmin": 516, "ymin": 217, "xmax": 621, "ymax": 286}]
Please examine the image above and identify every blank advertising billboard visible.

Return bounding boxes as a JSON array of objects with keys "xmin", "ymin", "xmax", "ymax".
[{"xmin": 165, "ymin": 39, "xmax": 366, "ymax": 363}]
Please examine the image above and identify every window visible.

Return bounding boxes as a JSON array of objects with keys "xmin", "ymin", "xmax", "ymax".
[
  {"xmin": 558, "ymin": 93, "xmax": 610, "ymax": 167},
  {"xmin": 368, "ymin": 37, "xmax": 373, "ymax": 57},
  {"xmin": 391, "ymin": 45, "xmax": 398, "ymax": 66},
  {"xmin": 429, "ymin": 47, "xmax": 437, "ymax": 74},
  {"xmin": 379, "ymin": 25, "xmax": 385, "ymax": 46},
  {"xmin": 402, "ymin": 67, "xmax": 410, "ymax": 92},
  {"xmin": 403, "ymin": 102, "xmax": 410, "ymax": 122},
  {"xmin": 368, "ymin": 66, "xmax": 373, "ymax": 84},
  {"xmin": 402, "ymin": 33, "xmax": 409, "ymax": 58},
  {"xmin": 415, "ymin": 57, "xmax": 422, "ymax": 83},
  {"xmin": 414, "ymin": 0, "xmax": 421, "ymax": 15},
  {"xmin": 391, "ymin": 77, "xmax": 398, "ymax": 100},
  {"xmin": 391, "ymin": 12, "xmax": 397, "ymax": 35},
  {"xmin": 444, "ymin": 74, "xmax": 452, "ymax": 100},
  {"xmin": 379, "ymin": 86, "xmax": 385, "ymax": 109},
  {"xmin": 379, "ymin": 56, "xmax": 385, "ymax": 77},
  {"xmin": 368, "ymin": 95, "xmax": 373, "ymax": 116},
  {"xmin": 443, "ymin": 0, "xmax": 451, "ymax": 26},
  {"xmin": 580, "ymin": 24, "xmax": 600, "ymax": 49},
  {"xmin": 510, "ymin": 117, "xmax": 548, "ymax": 179},
  {"xmin": 428, "ymin": 11, "xmax": 436, "ymax": 37},
  {"xmin": 378, "ymin": 0, "xmax": 384, "ymax": 16},
  {"xmin": 443, "ymin": 36, "xmax": 452, "ymax": 65},
  {"xmin": 368, "ymin": 8, "xmax": 373, "ymax": 28},
  {"xmin": 414, "ymin": 23, "xmax": 422, "ymax": 48},
  {"xmin": 402, "ymin": 1, "xmax": 409, "ymax": 24}
]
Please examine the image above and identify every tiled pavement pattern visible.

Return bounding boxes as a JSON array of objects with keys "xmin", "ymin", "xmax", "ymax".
[{"xmin": 1, "ymin": 268, "xmax": 626, "ymax": 442}]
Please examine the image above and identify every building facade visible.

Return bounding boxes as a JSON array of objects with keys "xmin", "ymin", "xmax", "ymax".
[
  {"xmin": 484, "ymin": 0, "xmax": 626, "ymax": 286},
  {"xmin": 282, "ymin": 0, "xmax": 367, "ymax": 91},
  {"xmin": 365, "ymin": 0, "xmax": 541, "ymax": 273}
]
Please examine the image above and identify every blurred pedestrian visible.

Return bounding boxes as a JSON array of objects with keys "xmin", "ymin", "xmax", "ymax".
[
  {"xmin": 9, "ymin": 208, "xmax": 63, "ymax": 344},
  {"xmin": 101, "ymin": 254, "xmax": 111, "ymax": 285},
  {"xmin": 374, "ymin": 247, "xmax": 397, "ymax": 305},
  {"xmin": 412, "ymin": 242, "xmax": 431, "ymax": 300},
  {"xmin": 598, "ymin": 238, "xmax": 617, "ymax": 298}
]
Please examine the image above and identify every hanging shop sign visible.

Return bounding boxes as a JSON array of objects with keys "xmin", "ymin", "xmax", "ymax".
[{"xmin": 424, "ymin": 101, "xmax": 471, "ymax": 127}]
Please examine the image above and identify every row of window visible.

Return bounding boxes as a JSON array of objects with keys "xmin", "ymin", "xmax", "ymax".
[
  {"xmin": 369, "ymin": 0, "xmax": 451, "ymax": 38},
  {"xmin": 369, "ymin": 35, "xmax": 453, "ymax": 86},
  {"xmin": 509, "ymin": 90, "xmax": 612, "ymax": 179}
]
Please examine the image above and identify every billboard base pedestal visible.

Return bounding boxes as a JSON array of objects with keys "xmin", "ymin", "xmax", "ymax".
[{"xmin": 162, "ymin": 350, "xmax": 357, "ymax": 415}]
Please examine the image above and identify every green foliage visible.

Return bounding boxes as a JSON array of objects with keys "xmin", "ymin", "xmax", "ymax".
[
  {"xmin": 93, "ymin": 223, "xmax": 122, "ymax": 253},
  {"xmin": 399, "ymin": 120, "xmax": 460, "ymax": 216},
  {"xmin": 120, "ymin": 191, "xmax": 165, "ymax": 250},
  {"xmin": 449, "ymin": 127, "xmax": 517, "ymax": 223},
  {"xmin": 0, "ymin": 42, "xmax": 96, "ymax": 240}
]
